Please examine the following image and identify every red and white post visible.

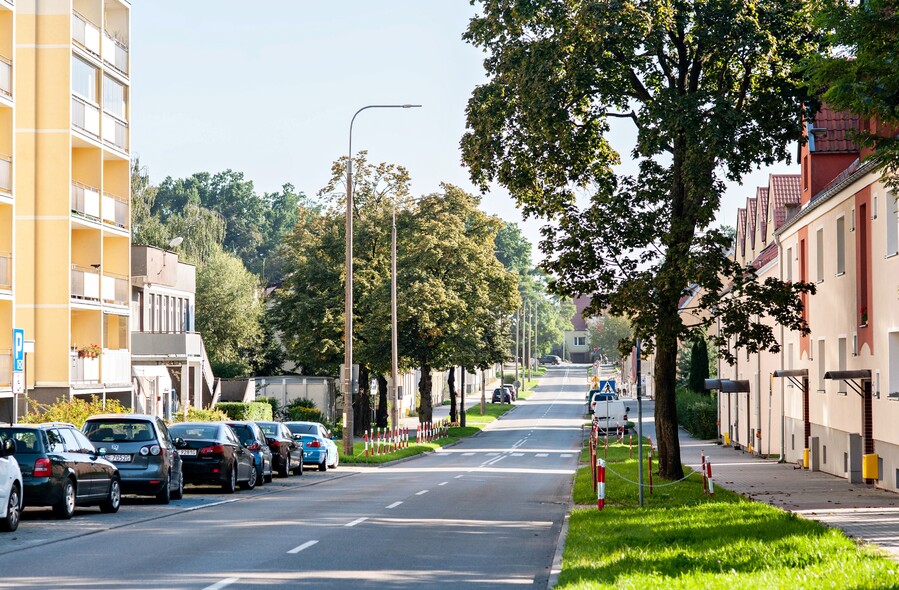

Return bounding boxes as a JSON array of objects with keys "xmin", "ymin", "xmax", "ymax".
[
  {"xmin": 701, "ymin": 451, "xmax": 707, "ymax": 494},
  {"xmin": 596, "ymin": 457, "xmax": 606, "ymax": 510},
  {"xmin": 706, "ymin": 460, "xmax": 715, "ymax": 497}
]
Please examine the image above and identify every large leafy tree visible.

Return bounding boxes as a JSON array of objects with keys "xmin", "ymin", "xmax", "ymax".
[
  {"xmin": 463, "ymin": 0, "xmax": 818, "ymax": 478},
  {"xmin": 588, "ymin": 315, "xmax": 633, "ymax": 363},
  {"xmin": 806, "ymin": 0, "xmax": 899, "ymax": 187}
]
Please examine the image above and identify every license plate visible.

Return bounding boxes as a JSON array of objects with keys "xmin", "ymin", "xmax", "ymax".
[
  {"xmin": 106, "ymin": 454, "xmax": 132, "ymax": 463},
  {"xmin": 178, "ymin": 449, "xmax": 197, "ymax": 456}
]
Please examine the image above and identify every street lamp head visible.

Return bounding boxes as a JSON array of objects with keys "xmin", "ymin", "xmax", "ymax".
[{"xmin": 402, "ymin": 104, "xmax": 423, "ymax": 109}]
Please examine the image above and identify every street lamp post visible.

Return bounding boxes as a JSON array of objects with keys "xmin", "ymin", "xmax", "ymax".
[
  {"xmin": 344, "ymin": 104, "xmax": 421, "ymax": 456},
  {"xmin": 390, "ymin": 201, "xmax": 399, "ymax": 430}
]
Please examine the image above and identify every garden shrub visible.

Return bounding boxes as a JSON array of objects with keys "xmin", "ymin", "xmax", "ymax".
[
  {"xmin": 214, "ymin": 401, "xmax": 273, "ymax": 421},
  {"xmin": 675, "ymin": 387, "xmax": 718, "ymax": 439},
  {"xmin": 19, "ymin": 396, "xmax": 128, "ymax": 428},
  {"xmin": 172, "ymin": 407, "xmax": 230, "ymax": 422}
]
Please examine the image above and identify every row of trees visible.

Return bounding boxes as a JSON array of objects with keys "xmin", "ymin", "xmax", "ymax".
[{"xmin": 461, "ymin": 0, "xmax": 895, "ymax": 478}]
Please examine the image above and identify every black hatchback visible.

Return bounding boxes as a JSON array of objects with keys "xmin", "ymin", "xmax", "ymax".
[
  {"xmin": 168, "ymin": 423, "xmax": 257, "ymax": 493},
  {"xmin": 0, "ymin": 423, "xmax": 121, "ymax": 519}
]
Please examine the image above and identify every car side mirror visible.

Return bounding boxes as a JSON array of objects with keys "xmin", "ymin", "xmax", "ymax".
[
  {"xmin": 0, "ymin": 438, "xmax": 14, "ymax": 457},
  {"xmin": 245, "ymin": 439, "xmax": 254, "ymax": 448},
  {"xmin": 292, "ymin": 434, "xmax": 302, "ymax": 440},
  {"xmin": 626, "ymin": 407, "xmax": 631, "ymax": 412}
]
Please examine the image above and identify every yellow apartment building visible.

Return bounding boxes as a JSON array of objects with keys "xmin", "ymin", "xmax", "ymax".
[{"xmin": 0, "ymin": 0, "xmax": 132, "ymax": 422}]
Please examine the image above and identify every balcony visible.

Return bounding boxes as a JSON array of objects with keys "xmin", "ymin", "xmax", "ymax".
[
  {"xmin": 102, "ymin": 192, "xmax": 128, "ymax": 229},
  {"xmin": 0, "ymin": 54, "xmax": 10, "ymax": 98},
  {"xmin": 102, "ymin": 113, "xmax": 128, "ymax": 151},
  {"xmin": 0, "ymin": 153, "xmax": 10, "ymax": 194},
  {"xmin": 71, "ymin": 265, "xmax": 100, "ymax": 302},
  {"xmin": 72, "ymin": 12, "xmax": 101, "ymax": 58},
  {"xmin": 72, "ymin": 95, "xmax": 100, "ymax": 138},
  {"xmin": 101, "ymin": 348, "xmax": 131, "ymax": 385},
  {"xmin": 71, "ymin": 180, "xmax": 101, "ymax": 221},
  {"xmin": 0, "ymin": 349, "xmax": 10, "ymax": 388},
  {"xmin": 102, "ymin": 33, "xmax": 128, "ymax": 76},
  {"xmin": 101, "ymin": 272, "xmax": 128, "ymax": 306},
  {"xmin": 70, "ymin": 351, "xmax": 99, "ymax": 386},
  {"xmin": 0, "ymin": 250, "xmax": 10, "ymax": 290}
]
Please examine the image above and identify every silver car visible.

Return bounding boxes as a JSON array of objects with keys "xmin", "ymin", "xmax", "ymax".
[{"xmin": 0, "ymin": 435, "xmax": 23, "ymax": 532}]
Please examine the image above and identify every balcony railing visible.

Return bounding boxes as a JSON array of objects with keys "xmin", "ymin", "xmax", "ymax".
[
  {"xmin": 72, "ymin": 95, "xmax": 101, "ymax": 138},
  {"xmin": 102, "ymin": 113, "xmax": 128, "ymax": 151},
  {"xmin": 0, "ymin": 153, "xmax": 10, "ymax": 194},
  {"xmin": 70, "ymin": 351, "xmax": 99, "ymax": 385},
  {"xmin": 0, "ymin": 349, "xmax": 10, "ymax": 388},
  {"xmin": 72, "ymin": 180, "xmax": 102, "ymax": 221},
  {"xmin": 0, "ymin": 54, "xmax": 11, "ymax": 98},
  {"xmin": 71, "ymin": 265, "xmax": 101, "ymax": 302},
  {"xmin": 102, "ymin": 192, "xmax": 129, "ymax": 229},
  {"xmin": 102, "ymin": 33, "xmax": 128, "ymax": 75},
  {"xmin": 72, "ymin": 12, "xmax": 101, "ymax": 57},
  {"xmin": 102, "ymin": 272, "xmax": 128, "ymax": 306},
  {"xmin": 101, "ymin": 348, "xmax": 131, "ymax": 385},
  {"xmin": 0, "ymin": 250, "xmax": 10, "ymax": 290}
]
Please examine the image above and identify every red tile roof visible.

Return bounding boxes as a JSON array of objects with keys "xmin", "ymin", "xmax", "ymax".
[
  {"xmin": 737, "ymin": 208, "xmax": 747, "ymax": 258},
  {"xmin": 751, "ymin": 242, "xmax": 778, "ymax": 270},
  {"xmin": 757, "ymin": 187, "xmax": 770, "ymax": 244},
  {"xmin": 809, "ymin": 106, "xmax": 860, "ymax": 153},
  {"xmin": 768, "ymin": 174, "xmax": 801, "ymax": 229},
  {"xmin": 747, "ymin": 197, "xmax": 758, "ymax": 250},
  {"xmin": 571, "ymin": 295, "xmax": 591, "ymax": 331}
]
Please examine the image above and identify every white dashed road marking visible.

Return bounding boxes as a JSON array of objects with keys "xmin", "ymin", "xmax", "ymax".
[
  {"xmin": 287, "ymin": 540, "xmax": 319, "ymax": 554},
  {"xmin": 346, "ymin": 517, "xmax": 368, "ymax": 527},
  {"xmin": 386, "ymin": 501, "xmax": 403, "ymax": 509},
  {"xmin": 203, "ymin": 579, "xmax": 239, "ymax": 590},
  {"xmin": 416, "ymin": 490, "xmax": 429, "ymax": 496}
]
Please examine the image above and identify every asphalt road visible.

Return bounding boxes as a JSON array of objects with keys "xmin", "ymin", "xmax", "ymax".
[{"xmin": 0, "ymin": 366, "xmax": 585, "ymax": 589}]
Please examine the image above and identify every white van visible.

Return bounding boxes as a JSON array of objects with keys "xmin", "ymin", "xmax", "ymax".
[{"xmin": 592, "ymin": 399, "xmax": 630, "ymax": 433}]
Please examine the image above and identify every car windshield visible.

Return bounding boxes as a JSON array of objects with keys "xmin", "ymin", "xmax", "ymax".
[
  {"xmin": 0, "ymin": 428, "xmax": 43, "ymax": 454},
  {"xmin": 83, "ymin": 420, "xmax": 155, "ymax": 443},
  {"xmin": 169, "ymin": 425, "xmax": 219, "ymax": 440},
  {"xmin": 228, "ymin": 424, "xmax": 253, "ymax": 441},
  {"xmin": 287, "ymin": 423, "xmax": 317, "ymax": 435}
]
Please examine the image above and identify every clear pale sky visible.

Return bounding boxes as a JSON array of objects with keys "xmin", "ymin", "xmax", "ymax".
[{"xmin": 131, "ymin": 1, "xmax": 794, "ymax": 262}]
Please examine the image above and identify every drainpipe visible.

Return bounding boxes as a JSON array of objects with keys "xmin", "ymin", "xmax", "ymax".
[
  {"xmin": 757, "ymin": 313, "xmax": 762, "ymax": 456},
  {"xmin": 774, "ymin": 230, "xmax": 786, "ymax": 462}
]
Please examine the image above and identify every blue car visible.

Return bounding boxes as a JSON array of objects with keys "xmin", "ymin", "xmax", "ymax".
[
  {"xmin": 283, "ymin": 422, "xmax": 339, "ymax": 472},
  {"xmin": 224, "ymin": 421, "xmax": 273, "ymax": 486}
]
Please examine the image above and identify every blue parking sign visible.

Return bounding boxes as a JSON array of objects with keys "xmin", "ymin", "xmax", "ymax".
[{"xmin": 13, "ymin": 328, "xmax": 24, "ymax": 373}]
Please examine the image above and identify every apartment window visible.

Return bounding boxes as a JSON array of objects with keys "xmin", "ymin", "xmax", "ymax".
[
  {"xmin": 786, "ymin": 247, "xmax": 793, "ymax": 282},
  {"xmin": 890, "ymin": 333, "xmax": 899, "ymax": 398},
  {"xmin": 887, "ymin": 191, "xmax": 898, "ymax": 256},
  {"xmin": 816, "ymin": 228, "xmax": 824, "ymax": 282},
  {"xmin": 574, "ymin": 336, "xmax": 586, "ymax": 347},
  {"xmin": 72, "ymin": 57, "xmax": 98, "ymax": 102},
  {"xmin": 103, "ymin": 75, "xmax": 126, "ymax": 120},
  {"xmin": 873, "ymin": 195, "xmax": 879, "ymax": 219},
  {"xmin": 148, "ymin": 294, "xmax": 156, "ymax": 332},
  {"xmin": 787, "ymin": 343, "xmax": 794, "ymax": 371},
  {"xmin": 836, "ymin": 217, "xmax": 845, "ymax": 275},
  {"xmin": 851, "ymin": 208, "xmax": 856, "ymax": 231},
  {"xmin": 818, "ymin": 340, "xmax": 826, "ymax": 392},
  {"xmin": 838, "ymin": 337, "xmax": 847, "ymax": 394}
]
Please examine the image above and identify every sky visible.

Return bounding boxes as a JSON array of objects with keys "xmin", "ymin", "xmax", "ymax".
[{"xmin": 130, "ymin": 1, "xmax": 795, "ymax": 263}]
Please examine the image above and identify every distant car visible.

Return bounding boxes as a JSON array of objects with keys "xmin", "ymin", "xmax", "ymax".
[
  {"xmin": 586, "ymin": 389, "xmax": 619, "ymax": 402},
  {"xmin": 0, "ymin": 435, "xmax": 23, "ymax": 532},
  {"xmin": 283, "ymin": 422, "xmax": 339, "ymax": 471},
  {"xmin": 492, "ymin": 387, "xmax": 512, "ymax": 403},
  {"xmin": 168, "ymin": 423, "xmax": 257, "ymax": 493},
  {"xmin": 82, "ymin": 414, "xmax": 183, "ymax": 504},
  {"xmin": 502, "ymin": 384, "xmax": 518, "ymax": 401},
  {"xmin": 0, "ymin": 423, "xmax": 121, "ymax": 519},
  {"xmin": 256, "ymin": 421, "xmax": 303, "ymax": 477},
  {"xmin": 539, "ymin": 355, "xmax": 562, "ymax": 365},
  {"xmin": 225, "ymin": 421, "xmax": 274, "ymax": 486},
  {"xmin": 593, "ymin": 399, "xmax": 631, "ymax": 433}
]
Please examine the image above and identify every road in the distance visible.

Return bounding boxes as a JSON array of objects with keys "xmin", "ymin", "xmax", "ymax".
[{"xmin": 0, "ymin": 366, "xmax": 587, "ymax": 590}]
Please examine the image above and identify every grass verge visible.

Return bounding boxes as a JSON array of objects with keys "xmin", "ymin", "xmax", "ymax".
[
  {"xmin": 559, "ymin": 437, "xmax": 899, "ymax": 588},
  {"xmin": 340, "ymin": 403, "xmax": 514, "ymax": 464}
]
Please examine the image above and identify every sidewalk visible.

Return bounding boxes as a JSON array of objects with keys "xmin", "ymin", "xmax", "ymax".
[
  {"xmin": 678, "ymin": 429, "xmax": 899, "ymax": 560},
  {"xmin": 397, "ymin": 380, "xmax": 502, "ymax": 432}
]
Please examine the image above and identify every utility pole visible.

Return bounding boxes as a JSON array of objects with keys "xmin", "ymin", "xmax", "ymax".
[
  {"xmin": 637, "ymin": 338, "xmax": 644, "ymax": 507},
  {"xmin": 514, "ymin": 308, "xmax": 520, "ymax": 400}
]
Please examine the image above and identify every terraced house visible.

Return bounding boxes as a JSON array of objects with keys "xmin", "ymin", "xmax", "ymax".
[
  {"xmin": 721, "ymin": 105, "xmax": 899, "ymax": 494},
  {"xmin": 0, "ymin": 0, "xmax": 132, "ymax": 422}
]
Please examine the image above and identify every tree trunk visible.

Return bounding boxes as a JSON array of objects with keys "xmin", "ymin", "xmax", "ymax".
[
  {"xmin": 448, "ymin": 366, "xmax": 458, "ymax": 423},
  {"xmin": 460, "ymin": 367, "xmax": 466, "ymax": 427},
  {"xmin": 376, "ymin": 375, "xmax": 388, "ymax": 428},
  {"xmin": 654, "ymin": 326, "xmax": 684, "ymax": 480},
  {"xmin": 353, "ymin": 365, "xmax": 371, "ymax": 436},
  {"xmin": 418, "ymin": 364, "xmax": 433, "ymax": 424}
]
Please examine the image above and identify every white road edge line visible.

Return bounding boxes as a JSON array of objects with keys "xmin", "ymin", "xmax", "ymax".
[
  {"xmin": 203, "ymin": 578, "xmax": 239, "ymax": 590},
  {"xmin": 455, "ymin": 475, "xmax": 464, "ymax": 479},
  {"xmin": 184, "ymin": 499, "xmax": 238, "ymax": 512},
  {"xmin": 386, "ymin": 501, "xmax": 403, "ymax": 509},
  {"xmin": 438, "ymin": 481, "xmax": 448, "ymax": 486},
  {"xmin": 287, "ymin": 540, "xmax": 319, "ymax": 554},
  {"xmin": 416, "ymin": 489, "xmax": 429, "ymax": 496},
  {"xmin": 346, "ymin": 517, "xmax": 368, "ymax": 527}
]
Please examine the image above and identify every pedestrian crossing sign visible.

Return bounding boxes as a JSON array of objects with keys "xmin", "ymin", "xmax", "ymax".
[{"xmin": 598, "ymin": 380, "xmax": 616, "ymax": 394}]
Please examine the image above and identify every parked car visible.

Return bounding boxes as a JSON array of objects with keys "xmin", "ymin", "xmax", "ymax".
[
  {"xmin": 592, "ymin": 399, "xmax": 631, "ymax": 433},
  {"xmin": 0, "ymin": 423, "xmax": 121, "ymax": 519},
  {"xmin": 491, "ymin": 387, "xmax": 512, "ymax": 403},
  {"xmin": 283, "ymin": 422, "xmax": 338, "ymax": 471},
  {"xmin": 539, "ymin": 355, "xmax": 562, "ymax": 365},
  {"xmin": 586, "ymin": 389, "xmax": 619, "ymax": 403},
  {"xmin": 168, "ymin": 423, "xmax": 256, "ymax": 493},
  {"xmin": 225, "ymin": 421, "xmax": 273, "ymax": 486},
  {"xmin": 0, "ymin": 435, "xmax": 23, "ymax": 532},
  {"xmin": 503, "ymin": 384, "xmax": 518, "ymax": 401},
  {"xmin": 256, "ymin": 421, "xmax": 303, "ymax": 477},
  {"xmin": 82, "ymin": 414, "xmax": 183, "ymax": 504}
]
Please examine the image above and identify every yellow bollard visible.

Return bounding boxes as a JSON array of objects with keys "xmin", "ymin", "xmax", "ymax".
[
  {"xmin": 803, "ymin": 448, "xmax": 810, "ymax": 469},
  {"xmin": 723, "ymin": 432, "xmax": 731, "ymax": 446}
]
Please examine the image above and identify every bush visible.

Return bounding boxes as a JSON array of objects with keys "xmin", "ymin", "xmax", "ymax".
[
  {"xmin": 171, "ymin": 407, "xmax": 230, "ymax": 423},
  {"xmin": 288, "ymin": 397, "xmax": 316, "ymax": 409},
  {"xmin": 19, "ymin": 396, "xmax": 129, "ymax": 428},
  {"xmin": 288, "ymin": 405, "xmax": 326, "ymax": 423},
  {"xmin": 256, "ymin": 397, "xmax": 284, "ymax": 420},
  {"xmin": 676, "ymin": 387, "xmax": 718, "ymax": 439},
  {"xmin": 214, "ymin": 402, "xmax": 273, "ymax": 421}
]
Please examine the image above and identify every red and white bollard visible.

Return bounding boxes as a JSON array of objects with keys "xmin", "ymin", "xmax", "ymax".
[
  {"xmin": 706, "ymin": 460, "xmax": 715, "ymax": 497},
  {"xmin": 364, "ymin": 430, "xmax": 370, "ymax": 457},
  {"xmin": 648, "ymin": 448, "xmax": 654, "ymax": 495},
  {"xmin": 700, "ymin": 451, "xmax": 708, "ymax": 494},
  {"xmin": 596, "ymin": 457, "xmax": 606, "ymax": 510}
]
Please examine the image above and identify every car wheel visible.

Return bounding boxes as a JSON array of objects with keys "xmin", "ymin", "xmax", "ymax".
[
  {"xmin": 256, "ymin": 464, "xmax": 266, "ymax": 487},
  {"xmin": 278, "ymin": 455, "xmax": 290, "ymax": 478},
  {"xmin": 318, "ymin": 457, "xmax": 327, "ymax": 471},
  {"xmin": 155, "ymin": 474, "xmax": 171, "ymax": 505},
  {"xmin": 292, "ymin": 456, "xmax": 303, "ymax": 476},
  {"xmin": 171, "ymin": 470, "xmax": 185, "ymax": 500},
  {"xmin": 0, "ymin": 484, "xmax": 20, "ymax": 532},
  {"xmin": 241, "ymin": 465, "xmax": 257, "ymax": 490},
  {"xmin": 100, "ymin": 478, "xmax": 121, "ymax": 513},
  {"xmin": 222, "ymin": 464, "xmax": 237, "ymax": 494},
  {"xmin": 53, "ymin": 478, "xmax": 76, "ymax": 519},
  {"xmin": 264, "ymin": 464, "xmax": 273, "ymax": 483}
]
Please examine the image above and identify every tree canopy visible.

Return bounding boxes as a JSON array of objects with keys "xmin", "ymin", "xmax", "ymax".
[{"xmin": 463, "ymin": 0, "xmax": 819, "ymax": 478}]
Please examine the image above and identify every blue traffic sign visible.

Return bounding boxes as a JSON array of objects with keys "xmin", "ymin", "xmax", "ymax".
[
  {"xmin": 13, "ymin": 328, "xmax": 24, "ymax": 373},
  {"xmin": 598, "ymin": 380, "xmax": 616, "ymax": 394}
]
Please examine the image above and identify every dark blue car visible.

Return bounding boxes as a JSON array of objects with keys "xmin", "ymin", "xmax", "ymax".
[{"xmin": 225, "ymin": 421, "xmax": 273, "ymax": 486}]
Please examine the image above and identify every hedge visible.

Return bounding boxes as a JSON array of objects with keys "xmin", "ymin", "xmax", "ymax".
[
  {"xmin": 19, "ymin": 396, "xmax": 129, "ymax": 429},
  {"xmin": 675, "ymin": 387, "xmax": 718, "ymax": 439},
  {"xmin": 214, "ymin": 401, "xmax": 273, "ymax": 421},
  {"xmin": 287, "ymin": 405, "xmax": 326, "ymax": 423},
  {"xmin": 173, "ymin": 407, "xmax": 230, "ymax": 422}
]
